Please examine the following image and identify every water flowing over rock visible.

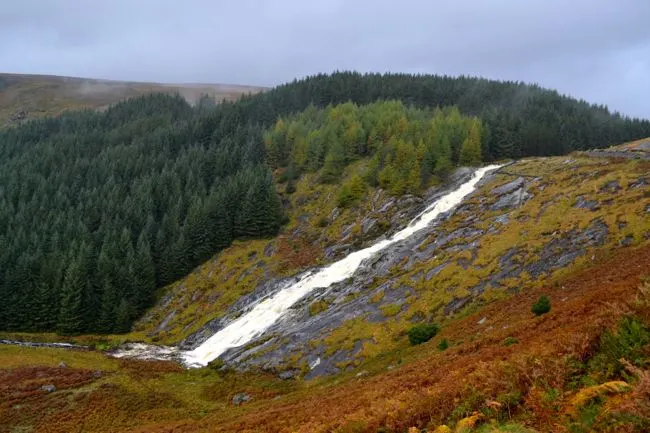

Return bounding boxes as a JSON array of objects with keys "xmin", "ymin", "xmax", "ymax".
[{"xmin": 180, "ymin": 165, "xmax": 502, "ymax": 368}]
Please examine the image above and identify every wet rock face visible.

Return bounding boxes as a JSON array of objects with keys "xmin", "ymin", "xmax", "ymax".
[
  {"xmin": 180, "ymin": 163, "xmax": 625, "ymax": 379},
  {"xmin": 205, "ymin": 170, "xmax": 490, "ymax": 376}
]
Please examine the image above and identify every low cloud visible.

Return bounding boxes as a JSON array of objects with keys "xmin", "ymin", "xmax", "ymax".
[{"xmin": 1, "ymin": 0, "xmax": 649, "ymax": 117}]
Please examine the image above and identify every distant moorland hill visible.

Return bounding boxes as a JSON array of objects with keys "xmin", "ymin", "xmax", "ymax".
[{"xmin": 0, "ymin": 72, "xmax": 265, "ymax": 126}]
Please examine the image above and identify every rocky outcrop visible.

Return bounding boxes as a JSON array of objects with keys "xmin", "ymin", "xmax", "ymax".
[{"xmin": 232, "ymin": 393, "xmax": 252, "ymax": 405}]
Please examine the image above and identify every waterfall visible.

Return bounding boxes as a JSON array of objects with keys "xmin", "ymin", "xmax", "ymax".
[{"xmin": 181, "ymin": 165, "xmax": 501, "ymax": 367}]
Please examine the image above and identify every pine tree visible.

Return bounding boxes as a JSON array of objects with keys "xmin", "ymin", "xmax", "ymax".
[
  {"xmin": 115, "ymin": 298, "xmax": 135, "ymax": 333},
  {"xmin": 57, "ymin": 254, "xmax": 87, "ymax": 335},
  {"xmin": 97, "ymin": 279, "xmax": 118, "ymax": 333},
  {"xmin": 433, "ymin": 135, "xmax": 453, "ymax": 177},
  {"xmin": 131, "ymin": 232, "xmax": 156, "ymax": 312},
  {"xmin": 320, "ymin": 139, "xmax": 346, "ymax": 183},
  {"xmin": 459, "ymin": 119, "xmax": 483, "ymax": 166}
]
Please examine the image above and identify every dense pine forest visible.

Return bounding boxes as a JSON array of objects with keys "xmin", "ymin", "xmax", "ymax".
[
  {"xmin": 265, "ymin": 101, "xmax": 483, "ymax": 202},
  {"xmin": 1, "ymin": 72, "xmax": 649, "ymax": 334}
]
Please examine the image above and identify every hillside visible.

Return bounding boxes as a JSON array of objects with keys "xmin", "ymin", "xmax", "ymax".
[
  {"xmin": 1, "ymin": 142, "xmax": 649, "ymax": 432},
  {"xmin": 0, "ymin": 72, "xmax": 265, "ymax": 126},
  {"xmin": 2, "ymin": 73, "xmax": 649, "ymax": 337},
  {"xmin": 0, "ymin": 72, "xmax": 649, "ymax": 432}
]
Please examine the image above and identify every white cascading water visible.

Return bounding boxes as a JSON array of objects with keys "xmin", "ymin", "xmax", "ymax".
[{"xmin": 182, "ymin": 165, "xmax": 501, "ymax": 367}]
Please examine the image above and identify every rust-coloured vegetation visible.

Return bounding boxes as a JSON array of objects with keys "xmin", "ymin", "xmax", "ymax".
[{"xmin": 1, "ymin": 243, "xmax": 649, "ymax": 432}]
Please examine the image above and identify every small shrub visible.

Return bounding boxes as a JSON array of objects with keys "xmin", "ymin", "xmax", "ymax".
[
  {"xmin": 207, "ymin": 358, "xmax": 225, "ymax": 370},
  {"xmin": 531, "ymin": 295, "xmax": 551, "ymax": 316},
  {"xmin": 380, "ymin": 303, "xmax": 402, "ymax": 317},
  {"xmin": 285, "ymin": 181, "xmax": 296, "ymax": 194},
  {"xmin": 437, "ymin": 338, "xmax": 449, "ymax": 351},
  {"xmin": 337, "ymin": 174, "xmax": 366, "ymax": 208},
  {"xmin": 408, "ymin": 323, "xmax": 439, "ymax": 345},
  {"xmin": 588, "ymin": 316, "xmax": 650, "ymax": 380},
  {"xmin": 370, "ymin": 290, "xmax": 386, "ymax": 304},
  {"xmin": 308, "ymin": 300, "xmax": 329, "ymax": 316},
  {"xmin": 503, "ymin": 337, "xmax": 519, "ymax": 347},
  {"xmin": 316, "ymin": 217, "xmax": 329, "ymax": 227}
]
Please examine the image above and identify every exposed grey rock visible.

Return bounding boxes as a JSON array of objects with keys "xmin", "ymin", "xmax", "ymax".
[
  {"xmin": 379, "ymin": 200, "xmax": 395, "ymax": 213},
  {"xmin": 425, "ymin": 263, "xmax": 448, "ymax": 281},
  {"xmin": 493, "ymin": 214, "xmax": 510, "ymax": 225},
  {"xmin": 41, "ymin": 384, "xmax": 56, "ymax": 393},
  {"xmin": 329, "ymin": 207, "xmax": 341, "ymax": 222},
  {"xmin": 526, "ymin": 219, "xmax": 608, "ymax": 278},
  {"xmin": 278, "ymin": 370, "xmax": 298, "ymax": 380},
  {"xmin": 627, "ymin": 177, "xmax": 648, "ymax": 189},
  {"xmin": 361, "ymin": 217, "xmax": 378, "ymax": 236},
  {"xmin": 324, "ymin": 243, "xmax": 353, "ymax": 260},
  {"xmin": 58, "ymin": 362, "xmax": 68, "ymax": 368},
  {"xmin": 620, "ymin": 234, "xmax": 634, "ymax": 247},
  {"xmin": 583, "ymin": 150, "xmax": 650, "ymax": 160},
  {"xmin": 600, "ymin": 180, "xmax": 621, "ymax": 193},
  {"xmin": 492, "ymin": 177, "xmax": 525, "ymax": 196},
  {"xmin": 232, "ymin": 393, "xmax": 252, "ymax": 405},
  {"xmin": 637, "ymin": 141, "xmax": 650, "ymax": 151},
  {"xmin": 445, "ymin": 296, "xmax": 471, "ymax": 315},
  {"xmin": 0, "ymin": 340, "xmax": 87, "ymax": 350},
  {"xmin": 574, "ymin": 196, "xmax": 600, "ymax": 211},
  {"xmin": 409, "ymin": 311, "xmax": 425, "ymax": 323},
  {"xmin": 154, "ymin": 310, "xmax": 177, "ymax": 334},
  {"xmin": 341, "ymin": 224, "xmax": 355, "ymax": 240},
  {"xmin": 264, "ymin": 242, "xmax": 277, "ymax": 257},
  {"xmin": 396, "ymin": 195, "xmax": 423, "ymax": 208},
  {"xmin": 298, "ymin": 214, "xmax": 310, "ymax": 224},
  {"xmin": 491, "ymin": 188, "xmax": 531, "ymax": 210}
]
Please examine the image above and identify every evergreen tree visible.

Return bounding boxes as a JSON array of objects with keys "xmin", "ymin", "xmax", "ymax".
[
  {"xmin": 459, "ymin": 119, "xmax": 483, "ymax": 166},
  {"xmin": 433, "ymin": 135, "xmax": 453, "ymax": 177},
  {"xmin": 320, "ymin": 139, "xmax": 346, "ymax": 183},
  {"xmin": 57, "ymin": 253, "xmax": 87, "ymax": 335}
]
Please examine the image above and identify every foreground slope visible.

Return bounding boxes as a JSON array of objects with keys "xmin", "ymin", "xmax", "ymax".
[
  {"xmin": 0, "ymin": 72, "xmax": 264, "ymax": 126},
  {"xmin": 0, "ymin": 143, "xmax": 649, "ymax": 432},
  {"xmin": 1, "ymin": 205, "xmax": 649, "ymax": 432}
]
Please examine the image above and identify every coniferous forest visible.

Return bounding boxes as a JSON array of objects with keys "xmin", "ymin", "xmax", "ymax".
[{"xmin": 1, "ymin": 72, "xmax": 649, "ymax": 334}]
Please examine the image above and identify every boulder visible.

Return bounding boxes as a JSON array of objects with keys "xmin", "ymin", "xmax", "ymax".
[
  {"xmin": 41, "ymin": 384, "xmax": 56, "ymax": 393},
  {"xmin": 278, "ymin": 370, "xmax": 297, "ymax": 380},
  {"xmin": 264, "ymin": 242, "xmax": 277, "ymax": 257},
  {"xmin": 600, "ymin": 180, "xmax": 621, "ymax": 193},
  {"xmin": 574, "ymin": 196, "xmax": 600, "ymax": 211},
  {"xmin": 492, "ymin": 177, "xmax": 525, "ymax": 196},
  {"xmin": 323, "ymin": 243, "xmax": 353, "ymax": 260},
  {"xmin": 490, "ymin": 188, "xmax": 531, "ymax": 210},
  {"xmin": 425, "ymin": 263, "xmax": 448, "ymax": 281},
  {"xmin": 232, "ymin": 393, "xmax": 252, "ymax": 405},
  {"xmin": 328, "ymin": 207, "xmax": 341, "ymax": 222}
]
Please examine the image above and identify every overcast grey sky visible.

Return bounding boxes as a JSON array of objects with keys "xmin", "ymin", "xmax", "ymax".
[{"xmin": 2, "ymin": 0, "xmax": 650, "ymax": 117}]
